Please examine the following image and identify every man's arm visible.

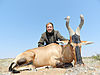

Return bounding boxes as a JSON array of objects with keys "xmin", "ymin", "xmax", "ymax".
[
  {"xmin": 56, "ymin": 31, "xmax": 67, "ymax": 41},
  {"xmin": 38, "ymin": 34, "xmax": 45, "ymax": 47}
]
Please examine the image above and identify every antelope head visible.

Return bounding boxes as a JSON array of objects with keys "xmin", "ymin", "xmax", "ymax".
[
  {"xmin": 65, "ymin": 14, "xmax": 93, "ymax": 65},
  {"xmin": 57, "ymin": 14, "xmax": 93, "ymax": 65}
]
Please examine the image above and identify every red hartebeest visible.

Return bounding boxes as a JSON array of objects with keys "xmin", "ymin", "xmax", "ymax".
[
  {"xmin": 65, "ymin": 14, "xmax": 93, "ymax": 65},
  {"xmin": 9, "ymin": 14, "xmax": 93, "ymax": 73}
]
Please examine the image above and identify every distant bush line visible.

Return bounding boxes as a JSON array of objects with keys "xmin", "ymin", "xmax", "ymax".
[{"xmin": 92, "ymin": 54, "xmax": 100, "ymax": 60}]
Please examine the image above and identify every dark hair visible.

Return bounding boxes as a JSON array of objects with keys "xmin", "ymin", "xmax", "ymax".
[{"xmin": 46, "ymin": 22, "xmax": 54, "ymax": 28}]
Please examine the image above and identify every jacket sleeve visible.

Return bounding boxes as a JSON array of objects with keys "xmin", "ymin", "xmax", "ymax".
[
  {"xmin": 56, "ymin": 31, "xmax": 67, "ymax": 41},
  {"xmin": 38, "ymin": 34, "xmax": 45, "ymax": 47}
]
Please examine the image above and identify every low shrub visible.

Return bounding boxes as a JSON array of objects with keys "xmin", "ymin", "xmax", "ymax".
[{"xmin": 92, "ymin": 54, "xmax": 100, "ymax": 60}]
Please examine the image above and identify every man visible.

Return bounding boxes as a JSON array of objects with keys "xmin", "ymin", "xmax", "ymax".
[{"xmin": 38, "ymin": 22, "xmax": 67, "ymax": 47}]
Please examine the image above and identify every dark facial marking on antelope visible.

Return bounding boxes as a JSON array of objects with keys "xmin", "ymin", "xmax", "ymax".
[
  {"xmin": 72, "ymin": 34, "xmax": 81, "ymax": 44},
  {"xmin": 75, "ymin": 46, "xmax": 83, "ymax": 64},
  {"xmin": 71, "ymin": 34, "xmax": 83, "ymax": 64}
]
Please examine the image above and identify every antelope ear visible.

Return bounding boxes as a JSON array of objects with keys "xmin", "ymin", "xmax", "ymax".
[
  {"xmin": 81, "ymin": 41, "xmax": 94, "ymax": 45},
  {"xmin": 56, "ymin": 40, "xmax": 69, "ymax": 45}
]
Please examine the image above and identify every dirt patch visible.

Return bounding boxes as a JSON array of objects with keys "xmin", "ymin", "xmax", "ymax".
[
  {"xmin": 11, "ymin": 68, "xmax": 66, "ymax": 75},
  {"xmin": 0, "ymin": 57, "xmax": 100, "ymax": 75}
]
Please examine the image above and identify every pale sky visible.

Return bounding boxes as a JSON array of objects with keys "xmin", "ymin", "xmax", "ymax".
[{"xmin": 0, "ymin": 0, "xmax": 100, "ymax": 58}]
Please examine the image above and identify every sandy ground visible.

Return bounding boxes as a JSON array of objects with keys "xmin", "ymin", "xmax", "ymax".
[{"xmin": 0, "ymin": 57, "xmax": 100, "ymax": 75}]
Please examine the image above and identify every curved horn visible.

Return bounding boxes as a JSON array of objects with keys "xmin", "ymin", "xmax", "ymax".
[
  {"xmin": 76, "ymin": 14, "xmax": 84, "ymax": 35},
  {"xmin": 65, "ymin": 16, "xmax": 75, "ymax": 36}
]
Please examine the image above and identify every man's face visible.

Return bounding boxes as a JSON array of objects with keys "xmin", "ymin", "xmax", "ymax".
[{"xmin": 46, "ymin": 24, "xmax": 53, "ymax": 33}]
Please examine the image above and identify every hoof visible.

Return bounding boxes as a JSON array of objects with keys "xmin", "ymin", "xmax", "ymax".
[
  {"xmin": 12, "ymin": 69, "xmax": 20, "ymax": 73},
  {"xmin": 64, "ymin": 63, "xmax": 73, "ymax": 68}
]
